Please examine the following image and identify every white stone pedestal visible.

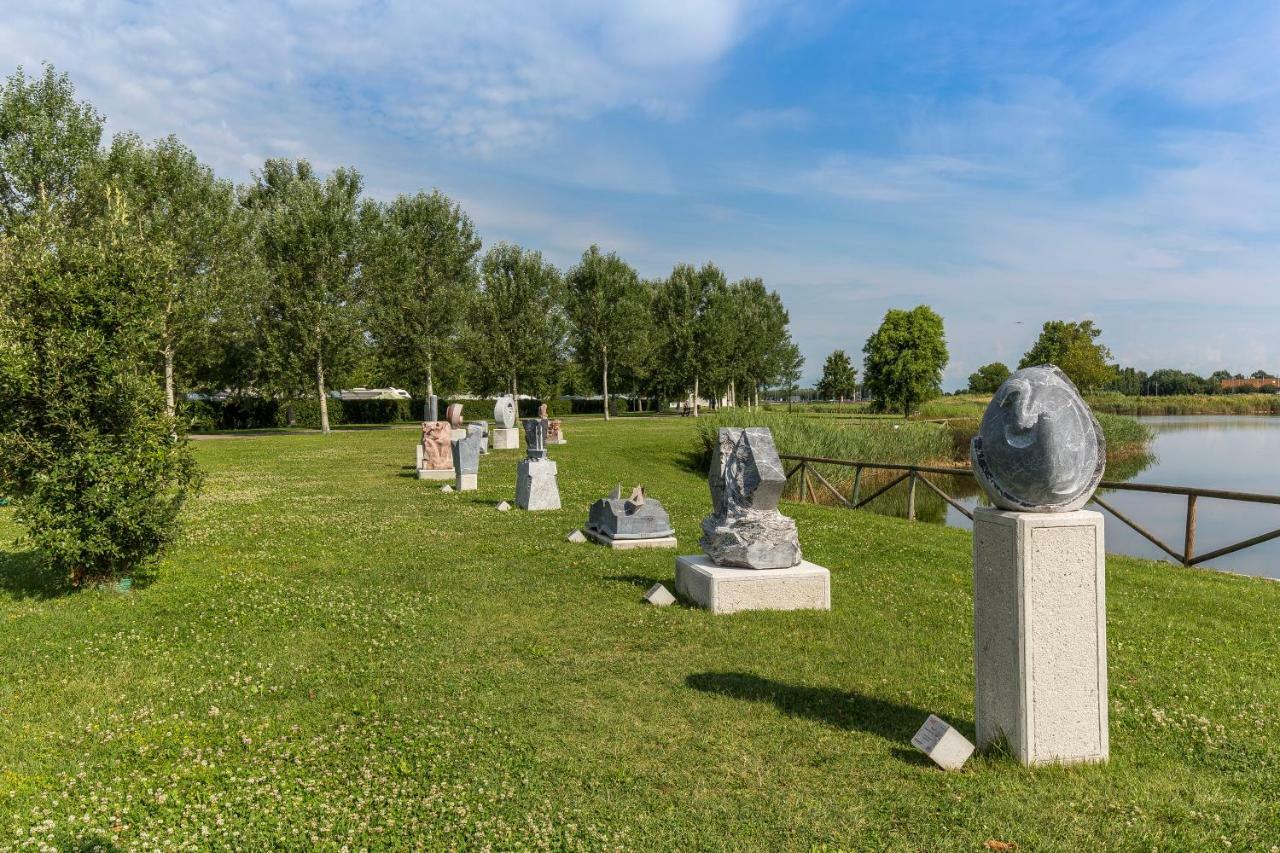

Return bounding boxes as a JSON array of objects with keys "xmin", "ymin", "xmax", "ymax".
[
  {"xmin": 583, "ymin": 527, "xmax": 677, "ymax": 550},
  {"xmin": 417, "ymin": 467, "xmax": 453, "ymax": 481},
  {"xmin": 451, "ymin": 428, "xmax": 467, "ymax": 441},
  {"xmin": 455, "ymin": 473, "xmax": 477, "ymax": 492},
  {"xmin": 674, "ymin": 555, "xmax": 830, "ymax": 615},
  {"xmin": 515, "ymin": 458, "xmax": 560, "ymax": 510},
  {"xmin": 973, "ymin": 507, "xmax": 1108, "ymax": 766},
  {"xmin": 492, "ymin": 428, "xmax": 519, "ymax": 450}
]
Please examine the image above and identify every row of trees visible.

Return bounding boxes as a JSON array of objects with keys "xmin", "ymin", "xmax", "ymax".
[{"xmin": 0, "ymin": 64, "xmax": 803, "ymax": 580}]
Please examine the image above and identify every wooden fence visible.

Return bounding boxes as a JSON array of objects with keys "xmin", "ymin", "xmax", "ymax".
[{"xmin": 781, "ymin": 454, "xmax": 1280, "ymax": 568}]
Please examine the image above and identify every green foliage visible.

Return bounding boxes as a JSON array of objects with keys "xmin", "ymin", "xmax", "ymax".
[
  {"xmin": 363, "ymin": 190, "xmax": 481, "ymax": 399},
  {"xmin": 1019, "ymin": 319, "xmax": 1115, "ymax": 391},
  {"xmin": 816, "ymin": 350, "xmax": 858, "ymax": 400},
  {"xmin": 244, "ymin": 159, "xmax": 369, "ymax": 433},
  {"xmin": 0, "ymin": 63, "xmax": 103, "ymax": 225},
  {"xmin": 466, "ymin": 243, "xmax": 567, "ymax": 399},
  {"xmin": 862, "ymin": 305, "xmax": 948, "ymax": 416},
  {"xmin": 0, "ymin": 190, "xmax": 198, "ymax": 582},
  {"xmin": 966, "ymin": 361, "xmax": 1011, "ymax": 394},
  {"xmin": 1088, "ymin": 393, "xmax": 1280, "ymax": 416},
  {"xmin": 565, "ymin": 245, "xmax": 650, "ymax": 418}
]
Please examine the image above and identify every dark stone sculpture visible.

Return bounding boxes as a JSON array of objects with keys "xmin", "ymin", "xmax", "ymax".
[
  {"xmin": 971, "ymin": 364, "xmax": 1106, "ymax": 512},
  {"xmin": 700, "ymin": 427, "xmax": 801, "ymax": 569},
  {"xmin": 522, "ymin": 418, "xmax": 548, "ymax": 460},
  {"xmin": 587, "ymin": 485, "xmax": 675, "ymax": 540}
]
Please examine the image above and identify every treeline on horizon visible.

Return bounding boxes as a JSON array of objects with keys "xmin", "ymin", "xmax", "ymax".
[{"xmin": 1, "ymin": 64, "xmax": 804, "ymax": 436}]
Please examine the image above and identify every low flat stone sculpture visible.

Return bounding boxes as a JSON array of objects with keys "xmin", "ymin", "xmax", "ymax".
[
  {"xmin": 699, "ymin": 427, "xmax": 801, "ymax": 569},
  {"xmin": 971, "ymin": 364, "xmax": 1106, "ymax": 512},
  {"xmin": 494, "ymin": 396, "xmax": 517, "ymax": 429},
  {"xmin": 585, "ymin": 484, "xmax": 676, "ymax": 549},
  {"xmin": 452, "ymin": 425, "xmax": 484, "ymax": 491},
  {"xmin": 515, "ymin": 418, "xmax": 559, "ymax": 510},
  {"xmin": 548, "ymin": 419, "xmax": 566, "ymax": 445},
  {"xmin": 417, "ymin": 421, "xmax": 453, "ymax": 480}
]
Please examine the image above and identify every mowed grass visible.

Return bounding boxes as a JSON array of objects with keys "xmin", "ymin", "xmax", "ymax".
[{"xmin": 0, "ymin": 418, "xmax": 1278, "ymax": 850}]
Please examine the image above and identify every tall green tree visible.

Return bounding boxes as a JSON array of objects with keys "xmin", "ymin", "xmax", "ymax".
[
  {"xmin": 104, "ymin": 133, "xmax": 247, "ymax": 418},
  {"xmin": 967, "ymin": 361, "xmax": 1011, "ymax": 394},
  {"xmin": 862, "ymin": 305, "xmax": 948, "ymax": 416},
  {"xmin": 1019, "ymin": 320, "xmax": 1114, "ymax": 391},
  {"xmin": 816, "ymin": 350, "xmax": 858, "ymax": 400},
  {"xmin": 363, "ymin": 190, "xmax": 481, "ymax": 414},
  {"xmin": 243, "ymin": 159, "xmax": 368, "ymax": 434},
  {"xmin": 467, "ymin": 242, "xmax": 566, "ymax": 400},
  {"xmin": 0, "ymin": 64, "xmax": 103, "ymax": 227},
  {"xmin": 0, "ymin": 186, "xmax": 199, "ymax": 582},
  {"xmin": 566, "ymin": 245, "xmax": 649, "ymax": 420},
  {"xmin": 646, "ymin": 263, "xmax": 724, "ymax": 414}
]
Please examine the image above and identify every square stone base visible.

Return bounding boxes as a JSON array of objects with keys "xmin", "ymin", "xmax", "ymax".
[
  {"xmin": 492, "ymin": 428, "xmax": 519, "ymax": 450},
  {"xmin": 455, "ymin": 473, "xmax": 478, "ymax": 492},
  {"xmin": 675, "ymin": 555, "xmax": 830, "ymax": 614},
  {"xmin": 974, "ymin": 507, "xmax": 1108, "ymax": 766},
  {"xmin": 584, "ymin": 527, "xmax": 677, "ymax": 550},
  {"xmin": 417, "ymin": 467, "xmax": 453, "ymax": 481},
  {"xmin": 515, "ymin": 458, "xmax": 560, "ymax": 510}
]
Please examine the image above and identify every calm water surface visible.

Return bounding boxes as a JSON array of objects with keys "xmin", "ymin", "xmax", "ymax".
[{"xmin": 945, "ymin": 415, "xmax": 1280, "ymax": 579}]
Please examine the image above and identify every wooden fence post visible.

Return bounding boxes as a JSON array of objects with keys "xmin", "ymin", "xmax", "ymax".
[
  {"xmin": 907, "ymin": 470, "xmax": 917, "ymax": 522},
  {"xmin": 851, "ymin": 465, "xmax": 862, "ymax": 508},
  {"xmin": 1184, "ymin": 494, "xmax": 1198, "ymax": 566},
  {"xmin": 799, "ymin": 462, "xmax": 808, "ymax": 504}
]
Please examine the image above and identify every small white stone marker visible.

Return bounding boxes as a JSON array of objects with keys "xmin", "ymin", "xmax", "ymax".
[
  {"xmin": 495, "ymin": 500, "xmax": 511, "ymax": 512},
  {"xmin": 911, "ymin": 714, "xmax": 974, "ymax": 771},
  {"xmin": 439, "ymin": 484, "xmax": 454, "ymax": 493},
  {"xmin": 566, "ymin": 529, "xmax": 587, "ymax": 544},
  {"xmin": 644, "ymin": 583, "xmax": 676, "ymax": 606}
]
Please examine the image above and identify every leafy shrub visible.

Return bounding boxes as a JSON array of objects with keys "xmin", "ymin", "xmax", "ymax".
[
  {"xmin": 340, "ymin": 398, "xmax": 409, "ymax": 424},
  {"xmin": 0, "ymin": 194, "xmax": 200, "ymax": 583}
]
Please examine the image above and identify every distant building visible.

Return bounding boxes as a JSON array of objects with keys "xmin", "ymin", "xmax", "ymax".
[{"xmin": 1219, "ymin": 377, "xmax": 1280, "ymax": 391}]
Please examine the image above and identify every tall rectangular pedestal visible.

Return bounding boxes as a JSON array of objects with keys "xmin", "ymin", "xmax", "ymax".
[
  {"xmin": 492, "ymin": 428, "xmax": 519, "ymax": 450},
  {"xmin": 973, "ymin": 508, "xmax": 1108, "ymax": 766},
  {"xmin": 515, "ymin": 458, "xmax": 560, "ymax": 510}
]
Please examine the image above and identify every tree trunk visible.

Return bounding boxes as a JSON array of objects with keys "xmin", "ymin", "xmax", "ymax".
[
  {"xmin": 317, "ymin": 352, "xmax": 330, "ymax": 435},
  {"xmin": 602, "ymin": 345, "xmax": 610, "ymax": 422},
  {"xmin": 163, "ymin": 343, "xmax": 176, "ymax": 420},
  {"xmin": 693, "ymin": 375, "xmax": 700, "ymax": 417}
]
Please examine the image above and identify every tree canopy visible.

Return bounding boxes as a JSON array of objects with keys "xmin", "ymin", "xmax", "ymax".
[
  {"xmin": 967, "ymin": 362, "xmax": 1011, "ymax": 394},
  {"xmin": 862, "ymin": 305, "xmax": 948, "ymax": 416},
  {"xmin": 816, "ymin": 350, "xmax": 858, "ymax": 400},
  {"xmin": 1019, "ymin": 320, "xmax": 1114, "ymax": 391}
]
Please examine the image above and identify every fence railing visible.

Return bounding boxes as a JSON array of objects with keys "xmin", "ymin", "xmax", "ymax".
[{"xmin": 780, "ymin": 454, "xmax": 1280, "ymax": 568}]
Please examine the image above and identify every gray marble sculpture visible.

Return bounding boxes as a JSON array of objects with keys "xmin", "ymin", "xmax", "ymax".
[
  {"xmin": 426, "ymin": 394, "xmax": 439, "ymax": 422},
  {"xmin": 468, "ymin": 421, "xmax": 489, "ymax": 454},
  {"xmin": 494, "ymin": 395, "xmax": 517, "ymax": 429},
  {"xmin": 453, "ymin": 426, "xmax": 484, "ymax": 475},
  {"xmin": 700, "ymin": 427, "xmax": 802, "ymax": 569},
  {"xmin": 523, "ymin": 418, "xmax": 548, "ymax": 460},
  {"xmin": 588, "ymin": 485, "xmax": 675, "ymax": 540},
  {"xmin": 971, "ymin": 364, "xmax": 1106, "ymax": 512}
]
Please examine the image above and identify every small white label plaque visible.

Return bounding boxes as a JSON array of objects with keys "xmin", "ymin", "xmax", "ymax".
[{"xmin": 912, "ymin": 714, "xmax": 975, "ymax": 771}]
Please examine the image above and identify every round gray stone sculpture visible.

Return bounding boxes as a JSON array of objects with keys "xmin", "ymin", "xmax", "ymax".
[
  {"xmin": 493, "ymin": 395, "xmax": 517, "ymax": 429},
  {"xmin": 971, "ymin": 364, "xmax": 1106, "ymax": 512}
]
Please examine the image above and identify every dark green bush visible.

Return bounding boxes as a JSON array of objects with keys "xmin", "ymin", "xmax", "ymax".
[{"xmin": 340, "ymin": 398, "xmax": 409, "ymax": 424}]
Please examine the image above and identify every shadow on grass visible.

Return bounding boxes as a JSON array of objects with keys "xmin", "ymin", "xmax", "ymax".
[
  {"xmin": 686, "ymin": 671, "xmax": 970, "ymax": 746},
  {"xmin": 606, "ymin": 574, "xmax": 664, "ymax": 590},
  {"xmin": 0, "ymin": 548, "xmax": 73, "ymax": 600}
]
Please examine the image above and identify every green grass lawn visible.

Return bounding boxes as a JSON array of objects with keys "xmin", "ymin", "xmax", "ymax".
[{"xmin": 1, "ymin": 418, "xmax": 1278, "ymax": 850}]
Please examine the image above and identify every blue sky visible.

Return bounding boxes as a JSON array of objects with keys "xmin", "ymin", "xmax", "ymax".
[{"xmin": 6, "ymin": 1, "xmax": 1280, "ymax": 388}]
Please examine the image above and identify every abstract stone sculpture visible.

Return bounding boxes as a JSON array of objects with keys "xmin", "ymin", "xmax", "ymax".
[
  {"xmin": 971, "ymin": 365, "xmax": 1106, "ymax": 512},
  {"xmin": 699, "ymin": 427, "xmax": 801, "ymax": 569},
  {"xmin": 494, "ymin": 395, "xmax": 517, "ymax": 429},
  {"xmin": 548, "ymin": 419, "xmax": 565, "ymax": 445},
  {"xmin": 586, "ymin": 484, "xmax": 675, "ymax": 543},
  {"xmin": 416, "ymin": 421, "xmax": 453, "ymax": 480},
  {"xmin": 451, "ymin": 425, "xmax": 484, "ymax": 491},
  {"xmin": 537, "ymin": 403, "xmax": 548, "ymax": 419},
  {"xmin": 515, "ymin": 418, "xmax": 559, "ymax": 510},
  {"xmin": 426, "ymin": 394, "xmax": 439, "ymax": 422},
  {"xmin": 468, "ymin": 421, "xmax": 490, "ymax": 454},
  {"xmin": 446, "ymin": 403, "xmax": 464, "ymax": 430},
  {"xmin": 523, "ymin": 418, "xmax": 548, "ymax": 460}
]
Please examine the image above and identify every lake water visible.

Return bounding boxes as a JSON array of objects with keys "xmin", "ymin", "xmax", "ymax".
[{"xmin": 944, "ymin": 415, "xmax": 1280, "ymax": 580}]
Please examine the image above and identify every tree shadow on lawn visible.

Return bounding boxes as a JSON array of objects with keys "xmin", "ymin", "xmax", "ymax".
[
  {"xmin": 0, "ymin": 548, "xmax": 74, "ymax": 600},
  {"xmin": 686, "ymin": 671, "xmax": 971, "ymax": 757}
]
